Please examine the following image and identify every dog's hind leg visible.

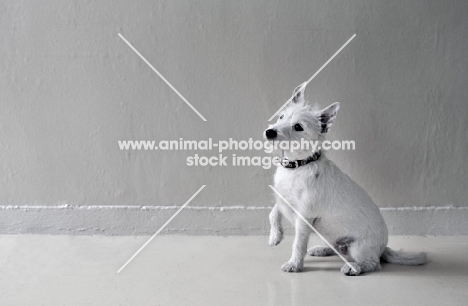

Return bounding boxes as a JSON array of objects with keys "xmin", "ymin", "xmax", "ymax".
[
  {"xmin": 281, "ymin": 218, "xmax": 312, "ymax": 272},
  {"xmin": 308, "ymin": 246, "xmax": 335, "ymax": 257},
  {"xmin": 268, "ymin": 204, "xmax": 283, "ymax": 246},
  {"xmin": 341, "ymin": 261, "xmax": 381, "ymax": 276},
  {"xmin": 341, "ymin": 243, "xmax": 382, "ymax": 276}
]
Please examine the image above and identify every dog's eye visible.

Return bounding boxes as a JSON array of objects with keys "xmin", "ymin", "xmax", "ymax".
[
  {"xmin": 294, "ymin": 123, "xmax": 303, "ymax": 131},
  {"xmin": 279, "ymin": 115, "xmax": 284, "ymax": 119}
]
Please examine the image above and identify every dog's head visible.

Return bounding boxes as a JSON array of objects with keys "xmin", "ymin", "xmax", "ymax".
[{"xmin": 264, "ymin": 82, "xmax": 340, "ymax": 160}]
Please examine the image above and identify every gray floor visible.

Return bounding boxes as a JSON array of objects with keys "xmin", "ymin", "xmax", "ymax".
[{"xmin": 0, "ymin": 235, "xmax": 467, "ymax": 306}]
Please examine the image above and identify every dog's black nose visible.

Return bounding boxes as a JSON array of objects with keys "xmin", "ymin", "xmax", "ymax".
[{"xmin": 265, "ymin": 129, "xmax": 277, "ymax": 139}]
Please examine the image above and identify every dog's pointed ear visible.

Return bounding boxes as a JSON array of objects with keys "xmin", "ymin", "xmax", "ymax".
[
  {"xmin": 292, "ymin": 82, "xmax": 307, "ymax": 104},
  {"xmin": 319, "ymin": 102, "xmax": 340, "ymax": 133}
]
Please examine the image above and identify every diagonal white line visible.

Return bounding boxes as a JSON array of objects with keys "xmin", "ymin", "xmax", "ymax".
[
  {"xmin": 118, "ymin": 33, "xmax": 207, "ymax": 121},
  {"xmin": 117, "ymin": 185, "xmax": 206, "ymax": 273},
  {"xmin": 268, "ymin": 185, "xmax": 357, "ymax": 272},
  {"xmin": 268, "ymin": 34, "xmax": 356, "ymax": 121}
]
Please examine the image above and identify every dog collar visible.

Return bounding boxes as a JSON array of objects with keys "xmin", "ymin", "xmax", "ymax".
[{"xmin": 281, "ymin": 150, "xmax": 321, "ymax": 169}]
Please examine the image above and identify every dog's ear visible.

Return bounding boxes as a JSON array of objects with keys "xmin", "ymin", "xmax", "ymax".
[
  {"xmin": 319, "ymin": 102, "xmax": 340, "ymax": 133},
  {"xmin": 292, "ymin": 82, "xmax": 307, "ymax": 104}
]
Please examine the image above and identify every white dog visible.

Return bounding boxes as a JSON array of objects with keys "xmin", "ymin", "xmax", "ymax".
[{"xmin": 265, "ymin": 83, "xmax": 427, "ymax": 275}]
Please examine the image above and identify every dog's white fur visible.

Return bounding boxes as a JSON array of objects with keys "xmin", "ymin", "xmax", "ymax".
[{"xmin": 265, "ymin": 83, "xmax": 427, "ymax": 275}]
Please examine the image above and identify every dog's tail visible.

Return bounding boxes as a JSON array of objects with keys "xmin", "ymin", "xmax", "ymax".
[{"xmin": 381, "ymin": 247, "xmax": 427, "ymax": 265}]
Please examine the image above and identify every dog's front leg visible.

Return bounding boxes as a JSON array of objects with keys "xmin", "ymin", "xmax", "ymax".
[
  {"xmin": 281, "ymin": 218, "xmax": 312, "ymax": 272},
  {"xmin": 268, "ymin": 204, "xmax": 283, "ymax": 246}
]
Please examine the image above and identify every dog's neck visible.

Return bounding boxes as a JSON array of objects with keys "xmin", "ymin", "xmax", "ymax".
[{"xmin": 280, "ymin": 150, "xmax": 322, "ymax": 169}]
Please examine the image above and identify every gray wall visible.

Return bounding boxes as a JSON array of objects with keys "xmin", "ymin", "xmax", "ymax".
[{"xmin": 1, "ymin": 0, "xmax": 467, "ymax": 215}]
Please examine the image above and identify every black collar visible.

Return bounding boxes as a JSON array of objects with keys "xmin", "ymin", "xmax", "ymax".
[{"xmin": 281, "ymin": 151, "xmax": 322, "ymax": 169}]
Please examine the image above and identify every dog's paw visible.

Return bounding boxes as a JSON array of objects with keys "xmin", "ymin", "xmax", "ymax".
[
  {"xmin": 269, "ymin": 230, "xmax": 283, "ymax": 246},
  {"xmin": 281, "ymin": 261, "xmax": 303, "ymax": 273},
  {"xmin": 341, "ymin": 263, "xmax": 362, "ymax": 276},
  {"xmin": 308, "ymin": 246, "xmax": 334, "ymax": 257}
]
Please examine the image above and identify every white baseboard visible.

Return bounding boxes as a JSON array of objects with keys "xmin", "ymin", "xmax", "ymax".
[{"xmin": 1, "ymin": 205, "xmax": 467, "ymax": 235}]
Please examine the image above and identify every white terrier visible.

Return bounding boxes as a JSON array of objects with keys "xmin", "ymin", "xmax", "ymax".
[{"xmin": 265, "ymin": 83, "xmax": 427, "ymax": 275}]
